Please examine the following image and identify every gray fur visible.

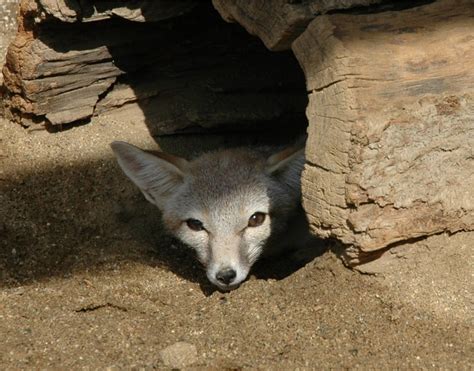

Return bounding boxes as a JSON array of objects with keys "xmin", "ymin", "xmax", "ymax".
[{"xmin": 111, "ymin": 141, "xmax": 307, "ymax": 290}]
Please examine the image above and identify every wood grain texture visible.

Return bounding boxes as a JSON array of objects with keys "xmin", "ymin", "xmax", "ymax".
[
  {"xmin": 2, "ymin": 2, "xmax": 307, "ymax": 131},
  {"xmin": 293, "ymin": 0, "xmax": 474, "ymax": 258},
  {"xmin": 2, "ymin": 1, "xmax": 123, "ymax": 125},
  {"xmin": 36, "ymin": 0, "xmax": 197, "ymax": 23},
  {"xmin": 212, "ymin": 0, "xmax": 384, "ymax": 50}
]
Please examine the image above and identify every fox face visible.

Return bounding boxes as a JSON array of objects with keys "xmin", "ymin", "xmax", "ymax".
[{"xmin": 111, "ymin": 141, "xmax": 305, "ymax": 290}]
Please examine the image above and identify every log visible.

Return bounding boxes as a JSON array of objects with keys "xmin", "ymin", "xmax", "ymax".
[
  {"xmin": 2, "ymin": 0, "xmax": 199, "ymax": 126},
  {"xmin": 3, "ymin": 1, "xmax": 124, "ymax": 125},
  {"xmin": 2, "ymin": 1, "xmax": 307, "ymax": 131},
  {"xmin": 36, "ymin": 0, "xmax": 197, "ymax": 23},
  {"xmin": 212, "ymin": 0, "xmax": 384, "ymax": 51},
  {"xmin": 292, "ymin": 0, "xmax": 474, "ymax": 262}
]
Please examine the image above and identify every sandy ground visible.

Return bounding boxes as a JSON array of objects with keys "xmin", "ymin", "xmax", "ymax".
[{"xmin": 0, "ymin": 116, "xmax": 473, "ymax": 369}]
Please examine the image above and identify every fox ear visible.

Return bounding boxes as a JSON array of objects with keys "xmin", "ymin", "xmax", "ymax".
[
  {"xmin": 266, "ymin": 146, "xmax": 305, "ymax": 192},
  {"xmin": 110, "ymin": 141, "xmax": 188, "ymax": 208}
]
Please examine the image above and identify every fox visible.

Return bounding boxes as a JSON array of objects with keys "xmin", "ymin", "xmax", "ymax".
[{"xmin": 110, "ymin": 140, "xmax": 310, "ymax": 291}]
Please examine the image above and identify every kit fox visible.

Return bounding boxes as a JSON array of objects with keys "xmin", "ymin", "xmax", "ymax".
[{"xmin": 111, "ymin": 140, "xmax": 308, "ymax": 290}]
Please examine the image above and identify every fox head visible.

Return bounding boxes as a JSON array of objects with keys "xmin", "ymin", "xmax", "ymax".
[{"xmin": 111, "ymin": 141, "xmax": 305, "ymax": 290}]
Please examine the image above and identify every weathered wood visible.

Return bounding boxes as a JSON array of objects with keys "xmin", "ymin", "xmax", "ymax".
[
  {"xmin": 2, "ymin": 1, "xmax": 307, "ymax": 132},
  {"xmin": 293, "ymin": 0, "xmax": 474, "ymax": 261},
  {"xmin": 2, "ymin": 1, "xmax": 124, "ymax": 125},
  {"xmin": 1, "ymin": 0, "xmax": 198, "ymax": 126},
  {"xmin": 212, "ymin": 0, "xmax": 384, "ymax": 51},
  {"xmin": 36, "ymin": 0, "xmax": 197, "ymax": 23}
]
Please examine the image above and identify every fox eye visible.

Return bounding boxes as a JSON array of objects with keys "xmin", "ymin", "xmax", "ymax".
[
  {"xmin": 248, "ymin": 212, "xmax": 266, "ymax": 227},
  {"xmin": 186, "ymin": 218, "xmax": 204, "ymax": 231}
]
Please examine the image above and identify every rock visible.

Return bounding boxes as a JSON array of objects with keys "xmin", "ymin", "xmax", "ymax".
[{"xmin": 159, "ymin": 342, "xmax": 198, "ymax": 368}]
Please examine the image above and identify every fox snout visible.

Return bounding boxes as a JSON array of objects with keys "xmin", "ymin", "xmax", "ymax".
[
  {"xmin": 208, "ymin": 266, "xmax": 243, "ymax": 290},
  {"xmin": 196, "ymin": 230, "xmax": 259, "ymax": 290},
  {"xmin": 216, "ymin": 268, "xmax": 236, "ymax": 285},
  {"xmin": 110, "ymin": 140, "xmax": 305, "ymax": 290}
]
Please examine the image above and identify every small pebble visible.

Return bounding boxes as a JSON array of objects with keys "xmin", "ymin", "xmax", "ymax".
[{"xmin": 159, "ymin": 342, "xmax": 198, "ymax": 368}]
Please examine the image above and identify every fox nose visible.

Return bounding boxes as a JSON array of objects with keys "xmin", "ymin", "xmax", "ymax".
[{"xmin": 216, "ymin": 268, "xmax": 237, "ymax": 285}]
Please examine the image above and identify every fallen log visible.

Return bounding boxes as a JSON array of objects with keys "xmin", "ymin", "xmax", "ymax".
[
  {"xmin": 2, "ymin": 1, "xmax": 307, "ymax": 133},
  {"xmin": 292, "ymin": 0, "xmax": 474, "ymax": 263},
  {"xmin": 36, "ymin": 0, "xmax": 197, "ymax": 23},
  {"xmin": 212, "ymin": 0, "xmax": 384, "ymax": 51}
]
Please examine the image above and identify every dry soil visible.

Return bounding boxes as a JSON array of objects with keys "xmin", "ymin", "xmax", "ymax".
[{"xmin": 0, "ymin": 116, "xmax": 473, "ymax": 369}]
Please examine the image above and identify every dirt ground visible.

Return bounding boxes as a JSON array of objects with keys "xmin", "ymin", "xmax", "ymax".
[{"xmin": 0, "ymin": 116, "xmax": 472, "ymax": 369}]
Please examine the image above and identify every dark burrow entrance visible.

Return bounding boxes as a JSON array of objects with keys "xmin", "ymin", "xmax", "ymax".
[
  {"xmin": 4, "ymin": 2, "xmax": 309, "ymax": 145},
  {"xmin": 2, "ymin": 1, "xmax": 321, "ymax": 291}
]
